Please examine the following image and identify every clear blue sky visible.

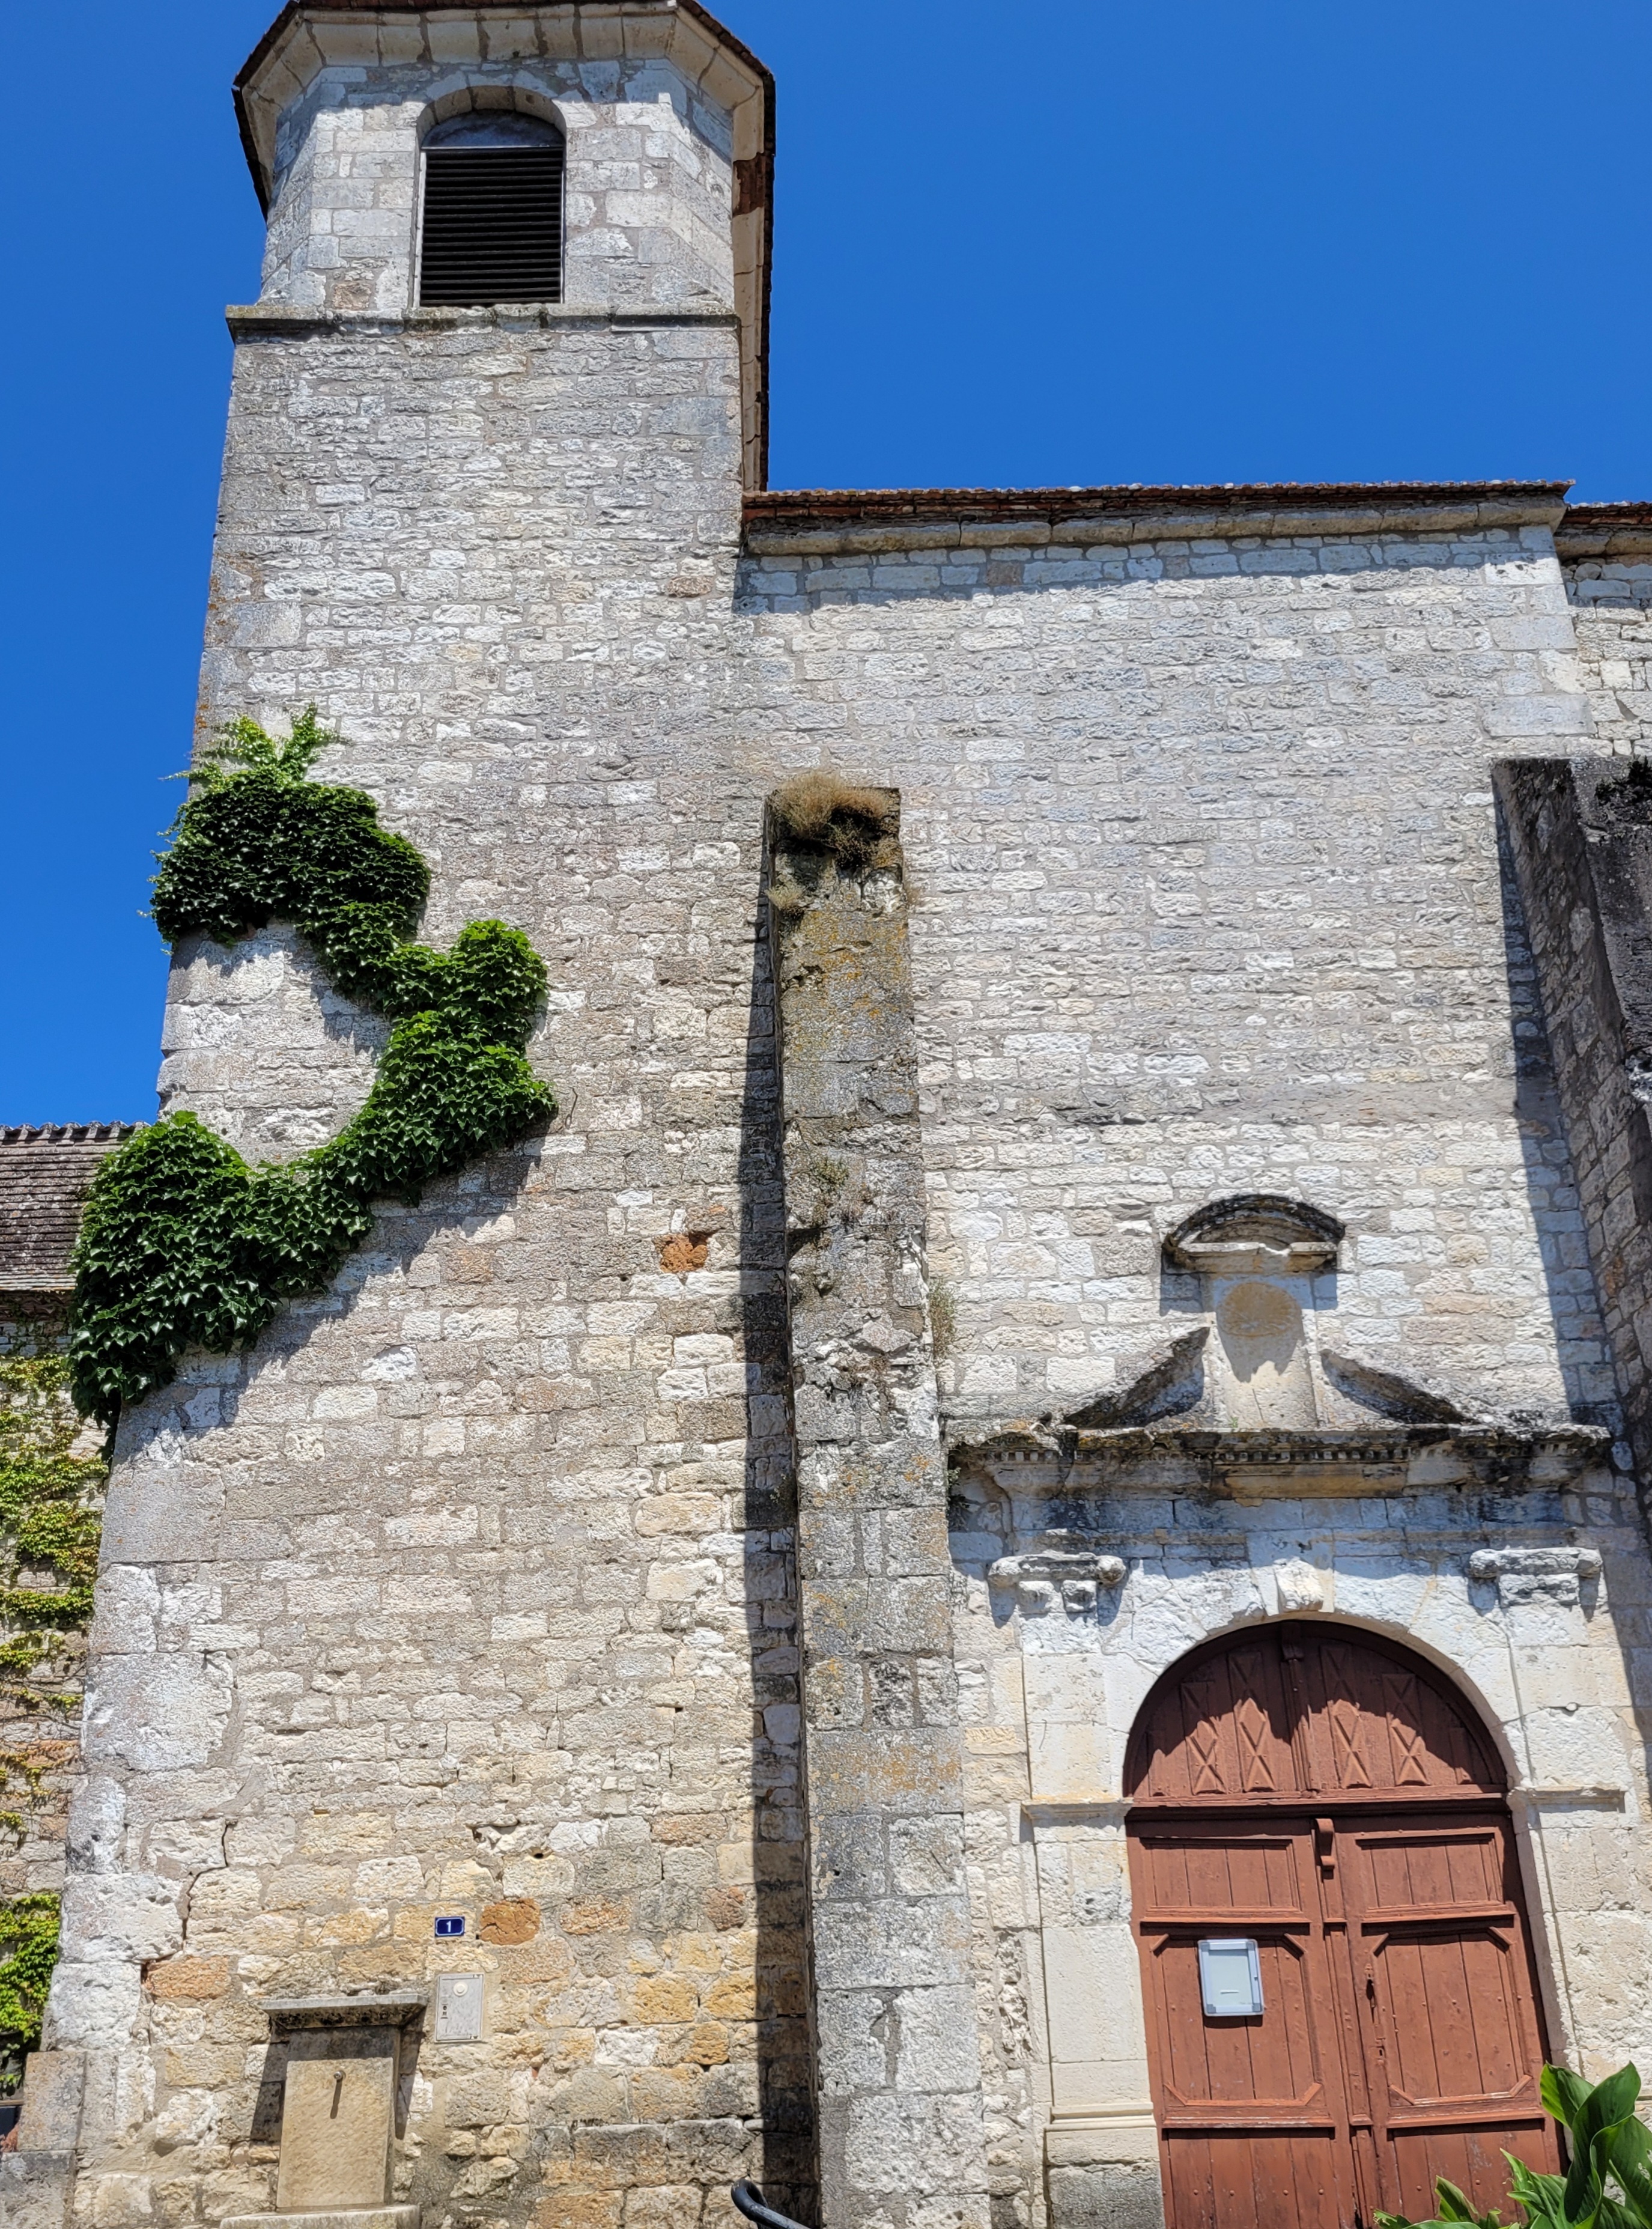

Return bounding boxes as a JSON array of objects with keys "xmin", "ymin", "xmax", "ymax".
[{"xmin": 5, "ymin": 1, "xmax": 1651, "ymax": 1123}]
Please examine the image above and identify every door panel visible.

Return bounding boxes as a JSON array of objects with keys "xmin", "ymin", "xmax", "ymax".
[
  {"xmin": 1163, "ymin": 2129, "xmax": 1349, "ymax": 2229},
  {"xmin": 1129, "ymin": 1623, "xmax": 1504, "ymax": 1807},
  {"xmin": 1341, "ymin": 1817, "xmax": 1561, "ymax": 2220},
  {"xmin": 1133, "ymin": 1822, "xmax": 1361, "ymax": 2229},
  {"xmin": 1151, "ymin": 1930, "xmax": 1325, "ymax": 2111},
  {"xmin": 1134, "ymin": 1820, "xmax": 1311, "ymax": 1928},
  {"xmin": 1126, "ymin": 1626, "xmax": 1557, "ymax": 2229}
]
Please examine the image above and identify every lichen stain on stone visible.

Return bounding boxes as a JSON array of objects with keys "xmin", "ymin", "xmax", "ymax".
[{"xmin": 657, "ymin": 1233, "xmax": 709, "ymax": 1274}]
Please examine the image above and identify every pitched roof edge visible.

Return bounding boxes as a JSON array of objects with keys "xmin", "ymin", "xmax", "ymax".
[{"xmin": 743, "ymin": 478, "xmax": 1575, "ymax": 553}]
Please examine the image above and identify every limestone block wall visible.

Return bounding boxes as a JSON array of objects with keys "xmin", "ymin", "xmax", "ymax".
[
  {"xmin": 160, "ymin": 927, "xmax": 391, "ymax": 1160},
  {"xmin": 1558, "ymin": 515, "xmax": 1652, "ymax": 756},
  {"xmin": 231, "ymin": 4, "xmax": 775, "ymax": 487},
  {"xmin": 47, "ymin": 318, "xmax": 1646, "ymax": 2229},
  {"xmin": 48, "ymin": 302, "xmax": 821, "ymax": 2229},
  {"xmin": 1498, "ymin": 759, "xmax": 1652, "ymax": 1494},
  {"xmin": 260, "ymin": 54, "xmax": 738, "ymax": 320},
  {"xmin": 765, "ymin": 795, "xmax": 990, "ymax": 2229},
  {"xmin": 1563, "ymin": 593, "xmax": 1652, "ymax": 754},
  {"xmin": 733, "ymin": 517, "xmax": 1606, "ymax": 1437}
]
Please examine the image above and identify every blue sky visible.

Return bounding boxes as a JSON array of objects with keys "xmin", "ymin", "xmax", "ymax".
[{"xmin": 5, "ymin": 1, "xmax": 1651, "ymax": 1122}]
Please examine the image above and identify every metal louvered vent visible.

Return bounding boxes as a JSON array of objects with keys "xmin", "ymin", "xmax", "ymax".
[{"xmin": 419, "ymin": 145, "xmax": 564, "ymax": 306}]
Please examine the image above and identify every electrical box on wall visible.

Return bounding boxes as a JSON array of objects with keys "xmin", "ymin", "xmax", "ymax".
[{"xmin": 436, "ymin": 1974, "xmax": 484, "ymax": 2042}]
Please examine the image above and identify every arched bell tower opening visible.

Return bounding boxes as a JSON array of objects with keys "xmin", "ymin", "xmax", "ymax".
[
  {"xmin": 1124, "ymin": 1621, "xmax": 1558, "ymax": 2229},
  {"xmin": 417, "ymin": 108, "xmax": 566, "ymax": 308}
]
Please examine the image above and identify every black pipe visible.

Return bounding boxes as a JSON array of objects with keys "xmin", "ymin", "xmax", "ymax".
[{"xmin": 730, "ymin": 2182, "xmax": 809, "ymax": 2229}]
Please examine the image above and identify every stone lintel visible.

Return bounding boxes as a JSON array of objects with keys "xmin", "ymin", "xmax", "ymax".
[
  {"xmin": 261, "ymin": 1992, "xmax": 428, "ymax": 2034},
  {"xmin": 766, "ymin": 782, "xmax": 989, "ymax": 2229}
]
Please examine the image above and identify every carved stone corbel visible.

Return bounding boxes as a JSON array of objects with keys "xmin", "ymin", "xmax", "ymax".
[
  {"xmin": 990, "ymin": 1532, "xmax": 1127, "ymax": 1615},
  {"xmin": 1468, "ymin": 1546, "xmax": 1603, "ymax": 1607}
]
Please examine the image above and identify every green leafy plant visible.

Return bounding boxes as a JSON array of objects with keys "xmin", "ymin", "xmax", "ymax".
[
  {"xmin": 0, "ymin": 1894, "xmax": 61, "ymax": 2091},
  {"xmin": 0, "ymin": 1361, "xmax": 102, "ymax": 2090},
  {"xmin": 69, "ymin": 708, "xmax": 556, "ymax": 1424},
  {"xmin": 1375, "ymin": 2063, "xmax": 1652, "ymax": 2229},
  {"xmin": 0, "ymin": 1360, "xmax": 104, "ymax": 1710}
]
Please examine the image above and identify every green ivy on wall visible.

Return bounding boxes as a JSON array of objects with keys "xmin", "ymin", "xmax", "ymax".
[
  {"xmin": 0, "ymin": 1360, "xmax": 103, "ymax": 1702},
  {"xmin": 0, "ymin": 1896, "xmax": 60, "ymax": 2087},
  {"xmin": 0, "ymin": 1356, "xmax": 106, "ymax": 2090},
  {"xmin": 69, "ymin": 708, "xmax": 556, "ymax": 1425}
]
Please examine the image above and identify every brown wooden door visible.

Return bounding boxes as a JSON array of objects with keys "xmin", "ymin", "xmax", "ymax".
[{"xmin": 1125, "ymin": 1624, "xmax": 1561, "ymax": 2229}]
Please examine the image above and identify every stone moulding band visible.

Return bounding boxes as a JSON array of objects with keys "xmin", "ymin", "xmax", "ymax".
[
  {"xmin": 1554, "ymin": 502, "xmax": 1652, "ymax": 558},
  {"xmin": 225, "ymin": 301, "xmax": 742, "ymax": 339},
  {"xmin": 948, "ymin": 1422, "xmax": 1614, "ymax": 1500}
]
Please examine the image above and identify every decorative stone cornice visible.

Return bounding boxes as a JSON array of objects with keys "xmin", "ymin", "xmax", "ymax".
[
  {"xmin": 742, "ymin": 478, "xmax": 1573, "ymax": 557},
  {"xmin": 949, "ymin": 1421, "xmax": 1613, "ymax": 1498},
  {"xmin": 1555, "ymin": 502, "xmax": 1652, "ymax": 559}
]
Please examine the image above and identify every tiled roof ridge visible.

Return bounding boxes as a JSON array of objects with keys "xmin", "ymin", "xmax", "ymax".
[
  {"xmin": 1, "ymin": 1124, "xmax": 144, "ymax": 1146},
  {"xmin": 746, "ymin": 476, "xmax": 1573, "ymax": 520}
]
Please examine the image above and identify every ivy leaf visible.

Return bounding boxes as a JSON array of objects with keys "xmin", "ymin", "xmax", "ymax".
[{"xmin": 71, "ymin": 713, "xmax": 556, "ymax": 1425}]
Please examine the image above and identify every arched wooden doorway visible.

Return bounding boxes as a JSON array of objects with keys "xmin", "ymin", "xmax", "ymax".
[{"xmin": 1124, "ymin": 1622, "xmax": 1559, "ymax": 2229}]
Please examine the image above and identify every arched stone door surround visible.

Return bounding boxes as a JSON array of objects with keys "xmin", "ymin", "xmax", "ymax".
[{"xmin": 1124, "ymin": 1621, "xmax": 1560, "ymax": 2229}]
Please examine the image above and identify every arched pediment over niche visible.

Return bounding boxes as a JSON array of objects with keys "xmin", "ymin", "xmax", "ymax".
[
  {"xmin": 1125, "ymin": 1620, "xmax": 1505, "ymax": 1805},
  {"xmin": 1163, "ymin": 1193, "xmax": 1344, "ymax": 1276}
]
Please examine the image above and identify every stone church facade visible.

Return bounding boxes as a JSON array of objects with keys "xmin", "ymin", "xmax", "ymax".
[{"xmin": 8, "ymin": 10, "xmax": 1652, "ymax": 2229}]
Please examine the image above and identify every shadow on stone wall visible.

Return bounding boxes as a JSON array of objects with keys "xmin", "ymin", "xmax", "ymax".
[
  {"xmin": 1495, "ymin": 806, "xmax": 1623, "ymax": 1432},
  {"xmin": 736, "ymin": 863, "xmax": 818, "ymax": 2222}
]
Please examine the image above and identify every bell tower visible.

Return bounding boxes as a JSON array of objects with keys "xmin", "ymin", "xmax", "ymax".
[
  {"xmin": 232, "ymin": 0, "xmax": 772, "ymax": 484},
  {"xmin": 41, "ymin": 13, "xmax": 806, "ymax": 2229}
]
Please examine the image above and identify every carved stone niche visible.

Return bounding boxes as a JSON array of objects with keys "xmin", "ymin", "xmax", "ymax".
[
  {"xmin": 224, "ymin": 1993, "xmax": 427, "ymax": 2229},
  {"xmin": 1164, "ymin": 1194, "xmax": 1344, "ymax": 1279},
  {"xmin": 1165, "ymin": 1196, "xmax": 1344, "ymax": 1431}
]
